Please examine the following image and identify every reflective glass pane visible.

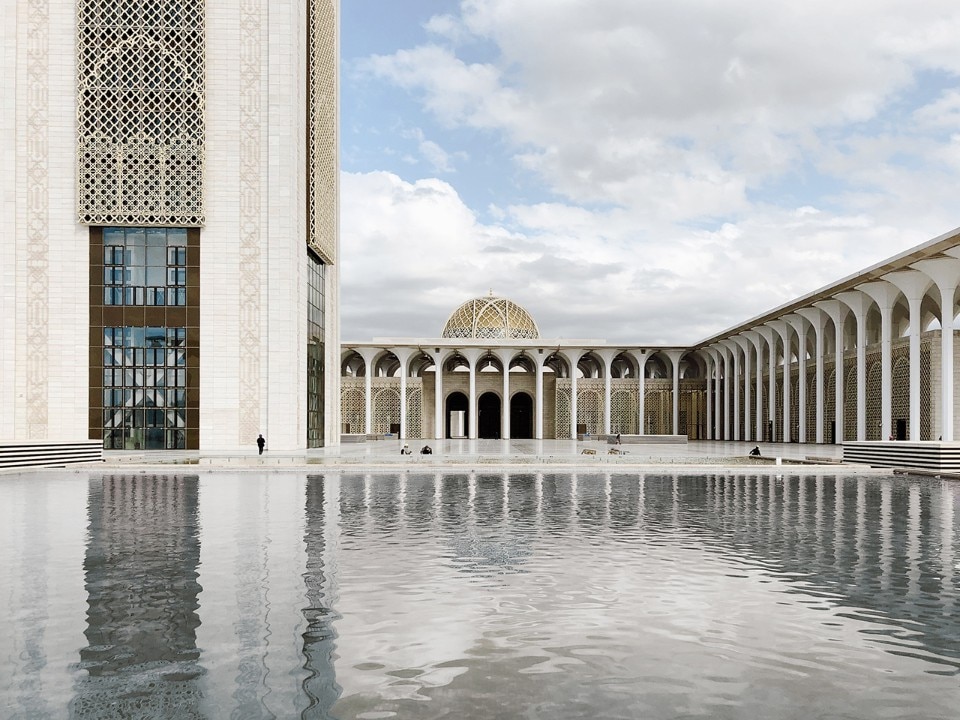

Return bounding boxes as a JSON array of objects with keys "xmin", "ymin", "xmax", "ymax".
[
  {"xmin": 168, "ymin": 228, "xmax": 187, "ymax": 246},
  {"xmin": 146, "ymin": 266, "xmax": 165, "ymax": 286},
  {"xmin": 146, "ymin": 227, "xmax": 166, "ymax": 247},
  {"xmin": 146, "ymin": 243, "xmax": 166, "ymax": 266},
  {"xmin": 145, "ymin": 327, "xmax": 165, "ymax": 347},
  {"xmin": 103, "ymin": 227, "xmax": 125, "ymax": 245}
]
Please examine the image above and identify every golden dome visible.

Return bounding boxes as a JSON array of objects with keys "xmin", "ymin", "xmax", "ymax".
[{"xmin": 441, "ymin": 295, "xmax": 540, "ymax": 340}]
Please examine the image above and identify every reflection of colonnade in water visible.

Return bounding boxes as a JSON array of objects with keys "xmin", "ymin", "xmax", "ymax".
[
  {"xmin": 5, "ymin": 471, "xmax": 955, "ymax": 716},
  {"xmin": 332, "ymin": 471, "xmax": 959, "ymax": 666}
]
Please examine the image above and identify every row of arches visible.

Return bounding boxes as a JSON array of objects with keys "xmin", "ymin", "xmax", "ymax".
[
  {"xmin": 341, "ymin": 348, "xmax": 703, "ymax": 381},
  {"xmin": 447, "ymin": 391, "xmax": 534, "ymax": 439}
]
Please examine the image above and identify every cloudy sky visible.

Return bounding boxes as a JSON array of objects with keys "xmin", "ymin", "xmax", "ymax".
[{"xmin": 340, "ymin": 0, "xmax": 960, "ymax": 344}]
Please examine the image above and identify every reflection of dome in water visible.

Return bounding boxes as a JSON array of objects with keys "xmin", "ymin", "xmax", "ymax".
[{"xmin": 441, "ymin": 294, "xmax": 540, "ymax": 340}]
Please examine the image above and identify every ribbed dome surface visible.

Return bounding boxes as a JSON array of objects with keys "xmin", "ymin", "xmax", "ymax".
[{"xmin": 441, "ymin": 295, "xmax": 540, "ymax": 340}]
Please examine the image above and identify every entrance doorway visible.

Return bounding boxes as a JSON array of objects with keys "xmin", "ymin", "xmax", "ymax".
[
  {"xmin": 895, "ymin": 418, "xmax": 907, "ymax": 441},
  {"xmin": 478, "ymin": 392, "xmax": 501, "ymax": 439},
  {"xmin": 446, "ymin": 392, "xmax": 468, "ymax": 438},
  {"xmin": 510, "ymin": 392, "xmax": 533, "ymax": 439}
]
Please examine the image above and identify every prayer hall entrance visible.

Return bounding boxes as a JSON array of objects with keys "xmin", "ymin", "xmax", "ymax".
[{"xmin": 478, "ymin": 392, "xmax": 501, "ymax": 439}]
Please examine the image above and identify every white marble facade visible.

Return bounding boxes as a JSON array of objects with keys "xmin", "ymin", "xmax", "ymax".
[{"xmin": 1, "ymin": 0, "xmax": 341, "ymax": 451}]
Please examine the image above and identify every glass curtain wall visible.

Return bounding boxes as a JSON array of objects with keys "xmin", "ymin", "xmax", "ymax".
[
  {"xmin": 90, "ymin": 226, "xmax": 200, "ymax": 450},
  {"xmin": 307, "ymin": 252, "xmax": 325, "ymax": 448}
]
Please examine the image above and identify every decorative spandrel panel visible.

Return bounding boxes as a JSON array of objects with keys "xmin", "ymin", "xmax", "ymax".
[
  {"xmin": 308, "ymin": 0, "xmax": 337, "ymax": 262},
  {"xmin": 406, "ymin": 382, "xmax": 423, "ymax": 439},
  {"xmin": 341, "ymin": 379, "xmax": 365, "ymax": 435},
  {"xmin": 77, "ymin": 0, "xmax": 206, "ymax": 226}
]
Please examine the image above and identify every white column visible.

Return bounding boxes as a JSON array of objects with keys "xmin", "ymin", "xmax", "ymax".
[
  {"xmin": 770, "ymin": 320, "xmax": 792, "ymax": 443},
  {"xmin": 666, "ymin": 350, "xmax": 685, "ymax": 435},
  {"xmin": 704, "ymin": 353, "xmax": 714, "ymax": 440},
  {"xmin": 859, "ymin": 282, "xmax": 900, "ymax": 441},
  {"xmin": 745, "ymin": 332, "xmax": 763, "ymax": 441},
  {"xmin": 493, "ymin": 349, "xmax": 514, "ymax": 440},
  {"xmin": 629, "ymin": 350, "xmax": 649, "ymax": 435},
  {"xmin": 887, "ymin": 271, "xmax": 932, "ymax": 441},
  {"xmin": 711, "ymin": 347, "xmax": 723, "ymax": 439},
  {"xmin": 502, "ymin": 356, "xmax": 511, "ymax": 440},
  {"xmin": 758, "ymin": 327, "xmax": 777, "ymax": 441},
  {"xmin": 428, "ymin": 349, "xmax": 445, "ymax": 440},
  {"xmin": 815, "ymin": 300, "xmax": 848, "ymax": 444},
  {"xmin": 459, "ymin": 348, "xmax": 485, "ymax": 441},
  {"xmin": 597, "ymin": 349, "xmax": 620, "ymax": 436},
  {"xmin": 734, "ymin": 337, "xmax": 752, "ymax": 441},
  {"xmin": 535, "ymin": 351, "xmax": 545, "ymax": 440},
  {"xmin": 561, "ymin": 349, "xmax": 583, "ymax": 439},
  {"xmin": 837, "ymin": 291, "xmax": 872, "ymax": 441},
  {"xmin": 356, "ymin": 347, "xmax": 379, "ymax": 436},
  {"xmin": 786, "ymin": 315, "xmax": 808, "ymax": 443},
  {"xmin": 721, "ymin": 345, "xmax": 732, "ymax": 440},
  {"xmin": 733, "ymin": 343, "xmax": 742, "ymax": 440},
  {"xmin": 391, "ymin": 347, "xmax": 416, "ymax": 441},
  {"xmin": 797, "ymin": 308, "xmax": 825, "ymax": 443},
  {"xmin": 912, "ymin": 259, "xmax": 960, "ymax": 441}
]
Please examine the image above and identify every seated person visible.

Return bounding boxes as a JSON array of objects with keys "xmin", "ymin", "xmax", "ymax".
[
  {"xmin": 401, "ymin": 443, "xmax": 412, "ymax": 455},
  {"xmin": 420, "ymin": 445, "xmax": 433, "ymax": 455},
  {"xmin": 749, "ymin": 446, "xmax": 761, "ymax": 456}
]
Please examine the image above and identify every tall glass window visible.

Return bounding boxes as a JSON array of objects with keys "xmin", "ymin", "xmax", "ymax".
[
  {"xmin": 91, "ymin": 225, "xmax": 199, "ymax": 450},
  {"xmin": 307, "ymin": 252, "xmax": 325, "ymax": 448},
  {"xmin": 103, "ymin": 227, "xmax": 187, "ymax": 306},
  {"xmin": 102, "ymin": 326, "xmax": 189, "ymax": 449}
]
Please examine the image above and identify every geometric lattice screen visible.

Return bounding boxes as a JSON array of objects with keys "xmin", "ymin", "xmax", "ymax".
[
  {"xmin": 77, "ymin": 1, "xmax": 206, "ymax": 226},
  {"xmin": 307, "ymin": 0, "xmax": 337, "ymax": 263}
]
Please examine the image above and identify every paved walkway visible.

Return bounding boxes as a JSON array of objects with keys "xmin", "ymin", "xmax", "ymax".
[{"xmin": 102, "ymin": 439, "xmax": 844, "ymax": 468}]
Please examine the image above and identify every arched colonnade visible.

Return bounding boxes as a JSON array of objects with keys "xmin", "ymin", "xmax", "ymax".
[
  {"xmin": 340, "ymin": 344, "xmax": 703, "ymax": 441},
  {"xmin": 701, "ymin": 253, "xmax": 960, "ymax": 443}
]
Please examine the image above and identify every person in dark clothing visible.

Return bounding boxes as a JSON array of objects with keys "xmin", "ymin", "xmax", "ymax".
[
  {"xmin": 749, "ymin": 445, "xmax": 761, "ymax": 457},
  {"xmin": 257, "ymin": 434, "xmax": 266, "ymax": 455},
  {"xmin": 420, "ymin": 445, "xmax": 433, "ymax": 455}
]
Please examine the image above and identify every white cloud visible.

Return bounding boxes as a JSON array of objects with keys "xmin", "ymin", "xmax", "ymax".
[
  {"xmin": 341, "ymin": 170, "xmax": 927, "ymax": 344},
  {"xmin": 344, "ymin": 1, "xmax": 960, "ymax": 341},
  {"xmin": 360, "ymin": 1, "xmax": 960, "ymax": 217}
]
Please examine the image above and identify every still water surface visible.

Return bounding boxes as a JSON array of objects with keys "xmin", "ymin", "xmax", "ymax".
[{"xmin": 1, "ymin": 471, "xmax": 959, "ymax": 719}]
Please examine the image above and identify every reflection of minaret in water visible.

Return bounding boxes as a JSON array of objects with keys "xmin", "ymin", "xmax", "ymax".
[
  {"xmin": 301, "ymin": 475, "xmax": 340, "ymax": 719},
  {"xmin": 70, "ymin": 474, "xmax": 203, "ymax": 719}
]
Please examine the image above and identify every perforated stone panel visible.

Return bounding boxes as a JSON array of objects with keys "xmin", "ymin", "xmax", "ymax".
[
  {"xmin": 406, "ymin": 382, "xmax": 422, "ymax": 439},
  {"xmin": 805, "ymin": 370, "xmax": 817, "ymax": 441},
  {"xmin": 892, "ymin": 355, "xmax": 909, "ymax": 437},
  {"xmin": 824, "ymin": 366, "xmax": 836, "ymax": 441},
  {"xmin": 307, "ymin": 0, "xmax": 337, "ymax": 262},
  {"xmin": 77, "ymin": 0, "xmax": 206, "ymax": 226},
  {"xmin": 844, "ymin": 364, "xmax": 857, "ymax": 441},
  {"xmin": 610, "ymin": 386, "xmax": 637, "ymax": 435},
  {"xmin": 556, "ymin": 380, "xmax": 571, "ymax": 439},
  {"xmin": 372, "ymin": 381, "xmax": 400, "ymax": 435},
  {"xmin": 340, "ymin": 378, "xmax": 365, "ymax": 434},
  {"xmin": 866, "ymin": 359, "xmax": 881, "ymax": 440}
]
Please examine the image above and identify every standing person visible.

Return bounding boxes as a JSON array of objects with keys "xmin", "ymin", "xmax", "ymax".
[
  {"xmin": 616, "ymin": 433, "xmax": 622, "ymax": 445},
  {"xmin": 257, "ymin": 434, "xmax": 266, "ymax": 455}
]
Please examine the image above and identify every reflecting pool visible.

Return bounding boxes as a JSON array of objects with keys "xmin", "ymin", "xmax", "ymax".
[{"xmin": 1, "ymin": 471, "xmax": 959, "ymax": 719}]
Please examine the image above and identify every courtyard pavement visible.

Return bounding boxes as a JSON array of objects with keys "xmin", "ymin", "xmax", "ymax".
[{"xmin": 100, "ymin": 438, "xmax": 846, "ymax": 470}]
